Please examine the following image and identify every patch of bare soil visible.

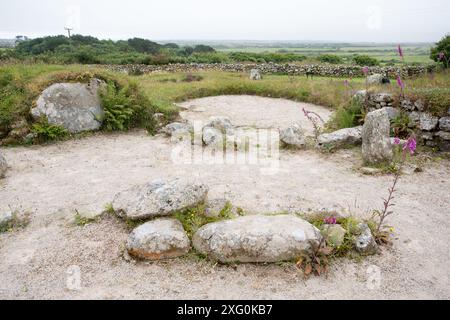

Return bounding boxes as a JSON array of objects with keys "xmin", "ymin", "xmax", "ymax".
[{"xmin": 0, "ymin": 96, "xmax": 449, "ymax": 299}]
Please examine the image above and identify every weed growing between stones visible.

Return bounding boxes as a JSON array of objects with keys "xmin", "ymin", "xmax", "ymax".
[
  {"xmin": 371, "ymin": 135, "xmax": 417, "ymax": 244},
  {"xmin": 302, "ymin": 107, "xmax": 325, "ymax": 140},
  {"xmin": 0, "ymin": 210, "xmax": 31, "ymax": 233},
  {"xmin": 73, "ymin": 210, "xmax": 101, "ymax": 227},
  {"xmin": 296, "ymin": 212, "xmax": 377, "ymax": 277},
  {"xmin": 174, "ymin": 203, "xmax": 235, "ymax": 239}
]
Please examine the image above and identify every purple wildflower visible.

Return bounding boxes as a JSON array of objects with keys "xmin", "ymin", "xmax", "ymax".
[
  {"xmin": 393, "ymin": 137, "xmax": 401, "ymax": 145},
  {"xmin": 396, "ymin": 75, "xmax": 405, "ymax": 90},
  {"xmin": 362, "ymin": 66, "xmax": 369, "ymax": 75},
  {"xmin": 398, "ymin": 45, "xmax": 404, "ymax": 59},
  {"xmin": 324, "ymin": 217, "xmax": 337, "ymax": 225},
  {"xmin": 438, "ymin": 52, "xmax": 445, "ymax": 61},
  {"xmin": 344, "ymin": 79, "xmax": 349, "ymax": 86},
  {"xmin": 403, "ymin": 137, "xmax": 417, "ymax": 155}
]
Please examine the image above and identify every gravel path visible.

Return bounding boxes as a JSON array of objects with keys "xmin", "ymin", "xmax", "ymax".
[{"xmin": 0, "ymin": 96, "xmax": 449, "ymax": 300}]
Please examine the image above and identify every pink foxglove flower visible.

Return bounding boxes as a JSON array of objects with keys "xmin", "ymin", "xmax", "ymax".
[
  {"xmin": 398, "ymin": 45, "xmax": 404, "ymax": 59},
  {"xmin": 344, "ymin": 79, "xmax": 349, "ymax": 86},
  {"xmin": 324, "ymin": 217, "xmax": 337, "ymax": 225},
  {"xmin": 438, "ymin": 52, "xmax": 445, "ymax": 61},
  {"xmin": 362, "ymin": 66, "xmax": 369, "ymax": 75},
  {"xmin": 393, "ymin": 137, "xmax": 401, "ymax": 145},
  {"xmin": 403, "ymin": 137, "xmax": 417, "ymax": 155},
  {"xmin": 396, "ymin": 75, "xmax": 405, "ymax": 89}
]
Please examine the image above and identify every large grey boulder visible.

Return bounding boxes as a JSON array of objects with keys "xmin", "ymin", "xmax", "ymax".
[
  {"xmin": 419, "ymin": 113, "xmax": 439, "ymax": 131},
  {"xmin": 317, "ymin": 126, "xmax": 362, "ymax": 149},
  {"xmin": 126, "ymin": 218, "xmax": 190, "ymax": 260},
  {"xmin": 0, "ymin": 152, "xmax": 6, "ymax": 178},
  {"xmin": 112, "ymin": 178, "xmax": 208, "ymax": 220},
  {"xmin": 280, "ymin": 122, "xmax": 306, "ymax": 148},
  {"xmin": 31, "ymin": 79, "xmax": 105, "ymax": 133},
  {"xmin": 362, "ymin": 109, "xmax": 393, "ymax": 164},
  {"xmin": 250, "ymin": 69, "xmax": 262, "ymax": 80},
  {"xmin": 193, "ymin": 215, "xmax": 321, "ymax": 263},
  {"xmin": 439, "ymin": 117, "xmax": 450, "ymax": 131}
]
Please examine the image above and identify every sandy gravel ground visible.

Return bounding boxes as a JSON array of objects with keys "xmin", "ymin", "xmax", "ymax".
[{"xmin": 0, "ymin": 96, "xmax": 449, "ymax": 300}]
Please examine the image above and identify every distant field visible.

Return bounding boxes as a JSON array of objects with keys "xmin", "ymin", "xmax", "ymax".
[{"xmin": 216, "ymin": 43, "xmax": 433, "ymax": 64}]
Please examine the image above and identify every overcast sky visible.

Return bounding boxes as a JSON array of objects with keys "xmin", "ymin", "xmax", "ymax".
[{"xmin": 1, "ymin": 0, "xmax": 449, "ymax": 42}]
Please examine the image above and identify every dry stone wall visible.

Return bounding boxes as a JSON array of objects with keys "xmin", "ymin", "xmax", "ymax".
[{"xmin": 104, "ymin": 63, "xmax": 433, "ymax": 78}]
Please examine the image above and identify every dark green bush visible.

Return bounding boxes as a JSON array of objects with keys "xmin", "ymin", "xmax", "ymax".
[
  {"xmin": 353, "ymin": 54, "xmax": 379, "ymax": 66},
  {"xmin": 430, "ymin": 34, "xmax": 450, "ymax": 67},
  {"xmin": 317, "ymin": 54, "xmax": 343, "ymax": 64}
]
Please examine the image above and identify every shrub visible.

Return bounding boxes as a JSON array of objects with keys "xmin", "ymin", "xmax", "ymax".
[
  {"xmin": 317, "ymin": 54, "xmax": 343, "ymax": 64},
  {"xmin": 327, "ymin": 100, "xmax": 364, "ymax": 130},
  {"xmin": 430, "ymin": 34, "xmax": 450, "ymax": 67},
  {"xmin": 391, "ymin": 112, "xmax": 416, "ymax": 138},
  {"xmin": 353, "ymin": 54, "xmax": 379, "ymax": 66},
  {"xmin": 99, "ymin": 82, "xmax": 137, "ymax": 131},
  {"xmin": 193, "ymin": 45, "xmax": 215, "ymax": 53}
]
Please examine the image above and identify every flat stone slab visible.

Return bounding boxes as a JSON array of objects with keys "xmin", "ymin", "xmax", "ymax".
[
  {"xmin": 317, "ymin": 126, "xmax": 362, "ymax": 149},
  {"xmin": 127, "ymin": 218, "xmax": 190, "ymax": 260},
  {"xmin": 112, "ymin": 178, "xmax": 208, "ymax": 220},
  {"xmin": 193, "ymin": 214, "xmax": 321, "ymax": 263}
]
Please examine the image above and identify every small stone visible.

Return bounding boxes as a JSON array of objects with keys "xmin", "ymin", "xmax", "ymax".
[
  {"xmin": 280, "ymin": 122, "xmax": 306, "ymax": 148},
  {"xmin": 204, "ymin": 116, "xmax": 234, "ymax": 134},
  {"xmin": 367, "ymin": 74, "xmax": 384, "ymax": 85},
  {"xmin": 360, "ymin": 167, "xmax": 383, "ymax": 175},
  {"xmin": 419, "ymin": 113, "xmax": 439, "ymax": 131},
  {"xmin": 204, "ymin": 199, "xmax": 239, "ymax": 218},
  {"xmin": 0, "ymin": 211, "xmax": 13, "ymax": 229},
  {"xmin": 161, "ymin": 122, "xmax": 193, "ymax": 137},
  {"xmin": 354, "ymin": 223, "xmax": 378, "ymax": 255},
  {"xmin": 153, "ymin": 113, "xmax": 165, "ymax": 129},
  {"xmin": 401, "ymin": 99, "xmax": 415, "ymax": 111},
  {"xmin": 126, "ymin": 218, "xmax": 190, "ymax": 260},
  {"xmin": 414, "ymin": 100, "xmax": 425, "ymax": 112},
  {"xmin": 0, "ymin": 152, "xmax": 7, "ymax": 178},
  {"xmin": 439, "ymin": 117, "xmax": 450, "ymax": 132},
  {"xmin": 408, "ymin": 111, "xmax": 420, "ymax": 124},
  {"xmin": 421, "ymin": 132, "xmax": 434, "ymax": 141},
  {"xmin": 435, "ymin": 131, "xmax": 450, "ymax": 141},
  {"xmin": 323, "ymin": 224, "xmax": 346, "ymax": 247},
  {"xmin": 202, "ymin": 126, "xmax": 224, "ymax": 147},
  {"xmin": 371, "ymin": 93, "xmax": 394, "ymax": 103},
  {"xmin": 250, "ymin": 69, "xmax": 262, "ymax": 80}
]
